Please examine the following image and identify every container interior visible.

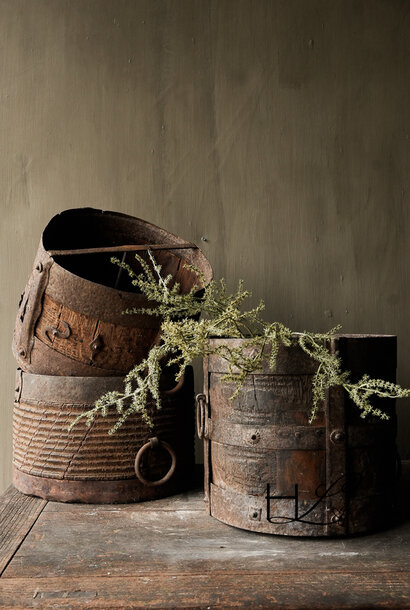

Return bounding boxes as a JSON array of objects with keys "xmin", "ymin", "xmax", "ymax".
[{"xmin": 42, "ymin": 208, "xmax": 212, "ymax": 293}]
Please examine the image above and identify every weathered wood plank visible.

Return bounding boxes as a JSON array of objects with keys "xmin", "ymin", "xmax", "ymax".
[
  {"xmin": 0, "ymin": 571, "xmax": 409, "ymax": 609},
  {"xmin": 1, "ymin": 475, "xmax": 410, "ymax": 609},
  {"xmin": 0, "ymin": 486, "xmax": 46, "ymax": 576},
  {"xmin": 4, "ymin": 489, "xmax": 410, "ymax": 579}
]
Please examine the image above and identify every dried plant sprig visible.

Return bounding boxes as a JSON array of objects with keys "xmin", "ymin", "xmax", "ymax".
[
  {"xmin": 69, "ymin": 250, "xmax": 409, "ymax": 432},
  {"xmin": 344, "ymin": 376, "xmax": 410, "ymax": 419},
  {"xmin": 113, "ymin": 253, "xmax": 205, "ymax": 320},
  {"xmin": 69, "ymin": 343, "xmax": 171, "ymax": 434}
]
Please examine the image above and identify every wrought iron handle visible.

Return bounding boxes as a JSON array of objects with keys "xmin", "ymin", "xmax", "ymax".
[
  {"xmin": 44, "ymin": 320, "xmax": 71, "ymax": 342},
  {"xmin": 134, "ymin": 437, "xmax": 177, "ymax": 487},
  {"xmin": 196, "ymin": 393, "xmax": 207, "ymax": 439},
  {"xmin": 162, "ymin": 374, "xmax": 185, "ymax": 396}
]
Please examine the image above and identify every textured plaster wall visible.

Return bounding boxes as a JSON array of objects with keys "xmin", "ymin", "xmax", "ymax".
[{"xmin": 0, "ymin": 0, "xmax": 409, "ymax": 492}]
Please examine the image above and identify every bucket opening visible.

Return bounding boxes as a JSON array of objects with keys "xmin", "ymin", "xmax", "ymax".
[{"xmin": 43, "ymin": 208, "xmax": 210, "ymax": 294}]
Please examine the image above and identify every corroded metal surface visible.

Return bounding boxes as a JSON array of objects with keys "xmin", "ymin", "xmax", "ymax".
[
  {"xmin": 34, "ymin": 293, "xmax": 159, "ymax": 373},
  {"xmin": 202, "ymin": 336, "xmax": 398, "ymax": 536},
  {"xmin": 13, "ymin": 368, "xmax": 195, "ymax": 503},
  {"xmin": 12, "ymin": 468, "xmax": 190, "ymax": 504},
  {"xmin": 12, "ymin": 208, "xmax": 212, "ymax": 376}
]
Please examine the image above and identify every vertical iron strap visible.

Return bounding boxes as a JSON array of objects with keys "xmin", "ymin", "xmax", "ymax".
[
  {"xmin": 325, "ymin": 338, "xmax": 347, "ymax": 535},
  {"xmin": 203, "ymin": 359, "xmax": 211, "ymax": 508}
]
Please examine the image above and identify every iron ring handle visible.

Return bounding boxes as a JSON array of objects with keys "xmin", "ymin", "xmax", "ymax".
[
  {"xmin": 134, "ymin": 437, "xmax": 177, "ymax": 487},
  {"xmin": 196, "ymin": 393, "xmax": 206, "ymax": 439},
  {"xmin": 162, "ymin": 374, "xmax": 185, "ymax": 396}
]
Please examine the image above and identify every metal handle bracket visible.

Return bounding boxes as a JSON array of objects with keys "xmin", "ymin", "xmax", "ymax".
[{"xmin": 196, "ymin": 393, "xmax": 208, "ymax": 439}]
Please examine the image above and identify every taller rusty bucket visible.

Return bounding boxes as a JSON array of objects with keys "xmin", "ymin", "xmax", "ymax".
[
  {"xmin": 198, "ymin": 335, "xmax": 398, "ymax": 537},
  {"xmin": 12, "ymin": 208, "xmax": 212, "ymax": 376}
]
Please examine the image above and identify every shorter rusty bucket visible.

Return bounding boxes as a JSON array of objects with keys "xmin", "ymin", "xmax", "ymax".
[
  {"xmin": 12, "ymin": 208, "xmax": 212, "ymax": 376},
  {"xmin": 199, "ymin": 335, "xmax": 398, "ymax": 536},
  {"xmin": 13, "ymin": 367, "xmax": 195, "ymax": 503}
]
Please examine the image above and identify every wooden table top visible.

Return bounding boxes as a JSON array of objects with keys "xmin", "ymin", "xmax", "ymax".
[{"xmin": 1, "ymin": 467, "xmax": 409, "ymax": 609}]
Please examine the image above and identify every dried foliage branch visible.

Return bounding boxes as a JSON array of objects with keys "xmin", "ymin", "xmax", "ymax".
[{"xmin": 70, "ymin": 251, "xmax": 409, "ymax": 433}]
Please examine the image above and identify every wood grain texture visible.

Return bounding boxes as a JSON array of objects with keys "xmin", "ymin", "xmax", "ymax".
[
  {"xmin": 0, "ymin": 0, "xmax": 409, "ymax": 491},
  {"xmin": 0, "ymin": 486, "xmax": 46, "ymax": 576},
  {"xmin": 4, "ymin": 488, "xmax": 410, "ymax": 579},
  {"xmin": 1, "ymin": 572, "xmax": 410, "ymax": 609},
  {"xmin": 0, "ymin": 470, "xmax": 409, "ymax": 609}
]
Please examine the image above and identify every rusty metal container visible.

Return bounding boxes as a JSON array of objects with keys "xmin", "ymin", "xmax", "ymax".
[
  {"xmin": 198, "ymin": 335, "xmax": 398, "ymax": 536},
  {"xmin": 12, "ymin": 208, "xmax": 212, "ymax": 376},
  {"xmin": 13, "ymin": 367, "xmax": 195, "ymax": 503}
]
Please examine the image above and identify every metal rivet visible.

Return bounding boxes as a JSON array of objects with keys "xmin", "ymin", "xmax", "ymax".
[
  {"xmin": 249, "ymin": 431, "xmax": 260, "ymax": 444},
  {"xmin": 330, "ymin": 429, "xmax": 345, "ymax": 443},
  {"xmin": 330, "ymin": 509, "xmax": 344, "ymax": 524},
  {"xmin": 295, "ymin": 431, "xmax": 302, "ymax": 439},
  {"xmin": 250, "ymin": 508, "xmax": 261, "ymax": 521}
]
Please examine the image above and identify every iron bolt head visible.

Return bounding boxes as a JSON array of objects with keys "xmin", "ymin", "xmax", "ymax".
[
  {"xmin": 330, "ymin": 429, "xmax": 345, "ymax": 443},
  {"xmin": 330, "ymin": 510, "xmax": 344, "ymax": 524},
  {"xmin": 250, "ymin": 509, "xmax": 261, "ymax": 520},
  {"xmin": 249, "ymin": 431, "xmax": 260, "ymax": 444}
]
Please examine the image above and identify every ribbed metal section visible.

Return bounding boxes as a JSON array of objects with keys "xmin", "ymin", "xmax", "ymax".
[{"xmin": 13, "ymin": 370, "xmax": 194, "ymax": 487}]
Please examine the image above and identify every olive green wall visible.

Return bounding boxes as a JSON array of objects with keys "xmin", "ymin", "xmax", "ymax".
[{"xmin": 1, "ymin": 0, "xmax": 409, "ymax": 492}]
